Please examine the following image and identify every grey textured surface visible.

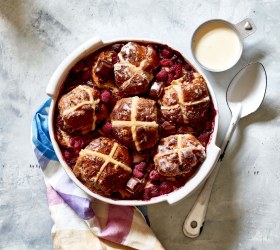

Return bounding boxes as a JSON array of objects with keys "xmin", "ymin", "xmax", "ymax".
[{"xmin": 0, "ymin": 0, "xmax": 279, "ymax": 249}]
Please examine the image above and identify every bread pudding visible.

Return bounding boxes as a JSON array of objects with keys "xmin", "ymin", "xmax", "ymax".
[{"xmin": 54, "ymin": 41, "xmax": 216, "ymax": 200}]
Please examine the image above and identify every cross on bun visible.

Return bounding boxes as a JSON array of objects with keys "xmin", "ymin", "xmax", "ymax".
[
  {"xmin": 160, "ymin": 73, "xmax": 210, "ymax": 124},
  {"xmin": 73, "ymin": 137, "xmax": 132, "ymax": 196},
  {"xmin": 58, "ymin": 85, "xmax": 101, "ymax": 134},
  {"xmin": 154, "ymin": 134, "xmax": 206, "ymax": 176},
  {"xmin": 114, "ymin": 42, "xmax": 159, "ymax": 96},
  {"xmin": 111, "ymin": 96, "xmax": 159, "ymax": 151}
]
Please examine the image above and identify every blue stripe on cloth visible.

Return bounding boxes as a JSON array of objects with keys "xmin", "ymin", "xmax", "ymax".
[
  {"xmin": 56, "ymin": 191, "xmax": 95, "ymax": 220},
  {"xmin": 32, "ymin": 98, "xmax": 58, "ymax": 161},
  {"xmin": 137, "ymin": 205, "xmax": 150, "ymax": 226}
]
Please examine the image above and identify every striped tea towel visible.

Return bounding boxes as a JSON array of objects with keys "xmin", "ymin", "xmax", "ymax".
[{"xmin": 31, "ymin": 99, "xmax": 164, "ymax": 250}]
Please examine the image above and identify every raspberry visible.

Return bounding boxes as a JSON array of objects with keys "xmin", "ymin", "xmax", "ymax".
[
  {"xmin": 160, "ymin": 59, "xmax": 173, "ymax": 67},
  {"xmin": 149, "ymin": 185, "xmax": 160, "ymax": 197},
  {"xmin": 63, "ymin": 150, "xmax": 71, "ymax": 160},
  {"xmin": 63, "ymin": 150, "xmax": 78, "ymax": 167},
  {"xmin": 142, "ymin": 185, "xmax": 160, "ymax": 200},
  {"xmin": 169, "ymin": 64, "xmax": 182, "ymax": 79},
  {"xmin": 149, "ymin": 170, "xmax": 160, "ymax": 181},
  {"xmin": 159, "ymin": 181, "xmax": 174, "ymax": 195},
  {"xmin": 133, "ymin": 168, "xmax": 144, "ymax": 179},
  {"xmin": 156, "ymin": 70, "xmax": 168, "ymax": 82},
  {"xmin": 135, "ymin": 162, "xmax": 147, "ymax": 172},
  {"xmin": 101, "ymin": 122, "xmax": 112, "ymax": 135},
  {"xmin": 69, "ymin": 136, "xmax": 84, "ymax": 149},
  {"xmin": 162, "ymin": 48, "xmax": 172, "ymax": 58},
  {"xmin": 100, "ymin": 90, "xmax": 111, "ymax": 104}
]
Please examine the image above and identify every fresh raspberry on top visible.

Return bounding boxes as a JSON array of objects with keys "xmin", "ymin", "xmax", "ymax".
[
  {"xmin": 149, "ymin": 185, "xmax": 160, "ymax": 197},
  {"xmin": 69, "ymin": 136, "xmax": 84, "ymax": 149},
  {"xmin": 159, "ymin": 181, "xmax": 174, "ymax": 195},
  {"xmin": 162, "ymin": 48, "xmax": 172, "ymax": 58},
  {"xmin": 142, "ymin": 185, "xmax": 160, "ymax": 200},
  {"xmin": 102, "ymin": 122, "xmax": 112, "ymax": 135},
  {"xmin": 100, "ymin": 90, "xmax": 111, "ymax": 104},
  {"xmin": 149, "ymin": 169, "xmax": 160, "ymax": 181},
  {"xmin": 134, "ymin": 162, "xmax": 147, "ymax": 172},
  {"xmin": 156, "ymin": 70, "xmax": 168, "ymax": 82},
  {"xmin": 160, "ymin": 59, "xmax": 173, "ymax": 67},
  {"xmin": 133, "ymin": 168, "xmax": 144, "ymax": 179}
]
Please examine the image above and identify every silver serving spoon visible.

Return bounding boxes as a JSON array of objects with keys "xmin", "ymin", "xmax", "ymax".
[{"xmin": 183, "ymin": 62, "xmax": 267, "ymax": 238}]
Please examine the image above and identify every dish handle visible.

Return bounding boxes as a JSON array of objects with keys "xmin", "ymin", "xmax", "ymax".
[{"xmin": 46, "ymin": 36, "xmax": 103, "ymax": 98}]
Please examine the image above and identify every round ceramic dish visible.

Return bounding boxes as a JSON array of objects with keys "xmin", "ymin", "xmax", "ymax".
[{"xmin": 46, "ymin": 37, "xmax": 221, "ymax": 206}]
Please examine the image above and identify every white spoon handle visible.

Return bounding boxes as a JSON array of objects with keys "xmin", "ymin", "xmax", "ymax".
[
  {"xmin": 183, "ymin": 160, "xmax": 221, "ymax": 237},
  {"xmin": 183, "ymin": 104, "xmax": 242, "ymax": 238}
]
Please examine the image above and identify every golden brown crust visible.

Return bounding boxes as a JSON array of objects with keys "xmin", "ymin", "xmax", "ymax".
[
  {"xmin": 58, "ymin": 85, "xmax": 100, "ymax": 134},
  {"xmin": 73, "ymin": 137, "xmax": 131, "ymax": 195},
  {"xmin": 111, "ymin": 97, "xmax": 159, "ymax": 151},
  {"xmin": 154, "ymin": 134, "xmax": 206, "ymax": 176},
  {"xmin": 114, "ymin": 42, "xmax": 159, "ymax": 96},
  {"xmin": 160, "ymin": 73, "xmax": 210, "ymax": 124}
]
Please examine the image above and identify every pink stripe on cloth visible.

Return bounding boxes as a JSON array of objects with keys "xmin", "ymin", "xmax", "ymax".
[
  {"xmin": 46, "ymin": 184, "xmax": 65, "ymax": 206},
  {"xmin": 101, "ymin": 205, "xmax": 134, "ymax": 244}
]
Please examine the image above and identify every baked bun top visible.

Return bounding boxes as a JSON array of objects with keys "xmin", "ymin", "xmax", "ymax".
[
  {"xmin": 111, "ymin": 96, "xmax": 159, "ymax": 151},
  {"xmin": 154, "ymin": 134, "xmax": 206, "ymax": 176},
  {"xmin": 58, "ymin": 85, "xmax": 100, "ymax": 134},
  {"xmin": 160, "ymin": 73, "xmax": 210, "ymax": 124},
  {"xmin": 114, "ymin": 42, "xmax": 159, "ymax": 96},
  {"xmin": 73, "ymin": 137, "xmax": 132, "ymax": 196}
]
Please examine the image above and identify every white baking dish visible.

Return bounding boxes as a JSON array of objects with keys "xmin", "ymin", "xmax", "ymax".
[{"xmin": 46, "ymin": 37, "xmax": 221, "ymax": 206}]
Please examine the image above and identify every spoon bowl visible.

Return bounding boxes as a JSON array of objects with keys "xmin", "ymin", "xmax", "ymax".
[
  {"xmin": 183, "ymin": 62, "xmax": 267, "ymax": 238},
  {"xmin": 227, "ymin": 62, "xmax": 267, "ymax": 118}
]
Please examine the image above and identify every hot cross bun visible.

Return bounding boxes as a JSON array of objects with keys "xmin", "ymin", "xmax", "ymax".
[
  {"xmin": 58, "ymin": 85, "xmax": 103, "ymax": 134},
  {"xmin": 114, "ymin": 42, "xmax": 159, "ymax": 96},
  {"xmin": 154, "ymin": 134, "xmax": 206, "ymax": 176},
  {"xmin": 160, "ymin": 73, "xmax": 210, "ymax": 124},
  {"xmin": 111, "ymin": 96, "xmax": 159, "ymax": 151},
  {"xmin": 73, "ymin": 137, "xmax": 132, "ymax": 196}
]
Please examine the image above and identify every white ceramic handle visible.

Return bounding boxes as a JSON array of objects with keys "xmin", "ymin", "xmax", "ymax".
[
  {"xmin": 183, "ymin": 160, "xmax": 221, "ymax": 238},
  {"xmin": 183, "ymin": 104, "xmax": 242, "ymax": 238},
  {"xmin": 234, "ymin": 18, "xmax": 257, "ymax": 39},
  {"xmin": 46, "ymin": 36, "xmax": 103, "ymax": 97}
]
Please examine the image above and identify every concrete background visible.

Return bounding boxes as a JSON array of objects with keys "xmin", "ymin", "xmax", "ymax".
[{"xmin": 0, "ymin": 0, "xmax": 279, "ymax": 249}]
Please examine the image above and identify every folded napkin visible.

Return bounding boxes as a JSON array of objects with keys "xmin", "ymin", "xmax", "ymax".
[{"xmin": 31, "ymin": 99, "xmax": 164, "ymax": 250}]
